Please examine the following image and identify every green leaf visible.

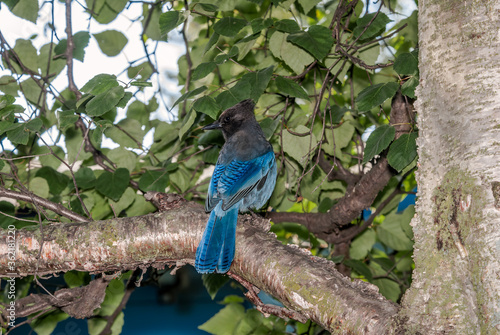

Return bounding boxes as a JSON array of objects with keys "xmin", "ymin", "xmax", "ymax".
[
  {"xmin": 3, "ymin": 118, "xmax": 39, "ymax": 145},
  {"xmin": 35, "ymin": 166, "xmax": 70, "ymax": 195},
  {"xmin": 350, "ymin": 229, "xmax": 376, "ymax": 260},
  {"xmin": 269, "ymin": 31, "xmax": 314, "ymax": 74},
  {"xmin": 6, "ymin": 124, "xmax": 29, "ymax": 145},
  {"xmin": 34, "ymin": 145, "xmax": 64, "ymax": 170},
  {"xmin": 220, "ymin": 295, "xmax": 245, "ymax": 304},
  {"xmin": 343, "ymin": 259, "xmax": 373, "ymax": 281},
  {"xmin": 159, "ymin": 11, "xmax": 186, "ymax": 39},
  {"xmin": 58, "ymin": 110, "xmax": 79, "ymax": 130},
  {"xmin": 86, "ymin": 86, "xmax": 125, "ymax": 116},
  {"xmin": 198, "ymin": 303, "xmax": 245, "ymax": 334},
  {"xmin": 239, "ymin": 66, "xmax": 274, "ymax": 102},
  {"xmin": 275, "ymin": 19, "xmax": 301, "ymax": 33},
  {"xmin": 204, "ymin": 32, "xmax": 220, "ymax": 54},
  {"xmin": 192, "ymin": 62, "xmax": 217, "ymax": 81},
  {"xmin": 356, "ymin": 82, "xmax": 399, "ymax": 111},
  {"xmin": 173, "ymin": 86, "xmax": 207, "ymax": 108},
  {"xmin": 130, "ymin": 81, "xmax": 152, "ymax": 87},
  {"xmin": 0, "ymin": 76, "xmax": 20, "ymax": 96},
  {"xmin": 88, "ymin": 312, "xmax": 124, "ymax": 335},
  {"xmin": 5, "ymin": 0, "xmax": 39, "ymax": 23},
  {"xmin": 127, "ymin": 100, "xmax": 151, "ymax": 125},
  {"xmin": 85, "ymin": 0, "xmax": 128, "ymax": 24},
  {"xmin": 31, "ymin": 311, "xmax": 69, "ymax": 335},
  {"xmin": 215, "ymin": 89, "xmax": 247, "ymax": 111},
  {"xmin": 330, "ymin": 105, "xmax": 348, "ymax": 124},
  {"xmin": 25, "ymin": 118, "xmax": 42, "ymax": 131},
  {"xmin": 93, "ymin": 30, "xmax": 128, "ymax": 57},
  {"xmin": 298, "ymin": 0, "xmax": 321, "ymax": 14},
  {"xmin": 0, "ymin": 202, "xmax": 16, "ymax": 228},
  {"xmin": 96, "ymin": 278, "xmax": 125, "ymax": 315},
  {"xmin": 214, "ymin": 53, "xmax": 229, "ymax": 65},
  {"xmin": 202, "ymin": 146, "xmax": 219, "ymax": 164},
  {"xmin": 259, "ymin": 115, "xmax": 281, "ymax": 141},
  {"xmin": 323, "ymin": 118, "xmax": 355, "ymax": 161},
  {"xmin": 0, "ymin": 95, "xmax": 15, "ymax": 110},
  {"xmin": 108, "ymin": 147, "xmax": 138, "ymax": 172},
  {"xmin": 398, "ymin": 11, "xmax": 418, "ymax": 47},
  {"xmin": 363, "ymin": 124, "xmax": 395, "ymax": 163},
  {"xmin": 116, "ymin": 91, "xmax": 133, "ymax": 108},
  {"xmin": 105, "ymin": 119, "xmax": 145, "ymax": 149},
  {"xmin": 74, "ymin": 167, "xmax": 97, "ymax": 189},
  {"xmin": 125, "ymin": 191, "xmax": 156, "ymax": 217},
  {"xmin": 64, "ymin": 270, "xmax": 90, "ymax": 288},
  {"xmin": 282, "ymin": 125, "xmax": 318, "ymax": 167},
  {"xmin": 39, "ymin": 43, "xmax": 66, "ymax": 79},
  {"xmin": 401, "ymin": 205, "xmax": 415, "ymax": 240},
  {"xmin": 201, "ymin": 274, "xmax": 230, "ymax": 300},
  {"xmin": 138, "ymin": 170, "xmax": 169, "ymax": 192},
  {"xmin": 401, "ymin": 76, "xmax": 418, "ymax": 99},
  {"xmin": 275, "ymin": 76, "xmax": 309, "ymax": 100},
  {"xmin": 318, "ymin": 197, "xmax": 333, "ymax": 213},
  {"xmin": 30, "ymin": 177, "xmax": 49, "ymax": 198},
  {"xmin": 387, "ymin": 132, "xmax": 418, "ymax": 172},
  {"xmin": 213, "ymin": 17, "xmax": 247, "ymax": 37},
  {"xmin": 287, "ymin": 25, "xmax": 334, "ymax": 60},
  {"xmin": 54, "ymin": 31, "xmax": 91, "ymax": 62},
  {"xmin": 377, "ymin": 207, "xmax": 414, "ymax": 251},
  {"xmin": 193, "ymin": 96, "xmax": 220, "ymax": 120},
  {"xmin": 353, "ymin": 12, "xmax": 392, "ymax": 42},
  {"xmin": 19, "ymin": 78, "xmax": 43, "ymax": 106},
  {"xmin": 81, "ymin": 74, "xmax": 118, "ymax": 95},
  {"xmin": 395, "ymin": 251, "xmax": 414, "ymax": 272},
  {"xmin": 393, "ymin": 50, "xmax": 419, "ymax": 76},
  {"xmin": 178, "ymin": 110, "xmax": 197, "ymax": 140},
  {"xmin": 213, "ymin": 67, "xmax": 273, "ymax": 110},
  {"xmin": 169, "ymin": 165, "xmax": 191, "ymax": 193},
  {"xmin": 95, "ymin": 168, "xmax": 130, "ymax": 201},
  {"xmin": 196, "ymin": 3, "xmax": 218, "ymax": 12},
  {"xmin": 373, "ymin": 278, "xmax": 401, "ymax": 302},
  {"xmin": 250, "ymin": 18, "xmax": 273, "ymax": 34},
  {"xmin": 127, "ymin": 61, "xmax": 154, "ymax": 80},
  {"xmin": 109, "ymin": 187, "xmax": 136, "ymax": 213},
  {"xmin": 13, "ymin": 39, "xmax": 38, "ymax": 73}
]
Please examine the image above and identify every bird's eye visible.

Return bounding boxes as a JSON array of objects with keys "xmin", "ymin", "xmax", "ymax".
[{"xmin": 224, "ymin": 116, "xmax": 230, "ymax": 123}]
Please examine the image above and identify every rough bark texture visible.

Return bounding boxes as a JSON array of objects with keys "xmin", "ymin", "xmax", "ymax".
[
  {"xmin": 399, "ymin": 0, "xmax": 500, "ymax": 333},
  {"xmin": 0, "ymin": 202, "xmax": 399, "ymax": 335},
  {"xmin": 0, "ymin": 201, "xmax": 399, "ymax": 334}
]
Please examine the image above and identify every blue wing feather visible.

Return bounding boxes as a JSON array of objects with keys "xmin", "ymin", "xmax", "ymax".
[
  {"xmin": 196, "ymin": 149, "xmax": 276, "ymax": 274},
  {"xmin": 218, "ymin": 151, "xmax": 275, "ymax": 211},
  {"xmin": 205, "ymin": 164, "xmax": 225, "ymax": 212}
]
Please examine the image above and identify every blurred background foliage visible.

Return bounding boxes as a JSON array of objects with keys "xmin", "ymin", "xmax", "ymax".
[{"xmin": 0, "ymin": 0, "xmax": 418, "ymax": 333}]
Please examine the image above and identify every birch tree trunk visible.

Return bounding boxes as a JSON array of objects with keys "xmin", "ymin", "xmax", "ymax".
[{"xmin": 399, "ymin": 0, "xmax": 500, "ymax": 333}]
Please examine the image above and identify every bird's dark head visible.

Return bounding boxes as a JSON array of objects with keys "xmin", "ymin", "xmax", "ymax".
[{"xmin": 203, "ymin": 99, "xmax": 257, "ymax": 140}]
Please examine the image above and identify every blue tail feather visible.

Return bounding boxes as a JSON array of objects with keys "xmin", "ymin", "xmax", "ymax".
[
  {"xmin": 195, "ymin": 206, "xmax": 238, "ymax": 274},
  {"xmin": 216, "ymin": 208, "xmax": 238, "ymax": 273}
]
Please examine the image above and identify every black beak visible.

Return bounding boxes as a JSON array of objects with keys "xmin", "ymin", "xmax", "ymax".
[{"xmin": 202, "ymin": 121, "xmax": 222, "ymax": 130}]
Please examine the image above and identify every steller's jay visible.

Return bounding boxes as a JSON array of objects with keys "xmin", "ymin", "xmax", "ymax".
[{"xmin": 195, "ymin": 99, "xmax": 277, "ymax": 274}]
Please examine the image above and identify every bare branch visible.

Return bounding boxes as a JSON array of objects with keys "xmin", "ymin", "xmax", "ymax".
[{"xmin": 0, "ymin": 187, "xmax": 88, "ymax": 223}]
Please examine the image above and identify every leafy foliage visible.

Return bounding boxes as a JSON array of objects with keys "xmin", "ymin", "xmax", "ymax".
[{"xmin": 0, "ymin": 0, "xmax": 419, "ymax": 333}]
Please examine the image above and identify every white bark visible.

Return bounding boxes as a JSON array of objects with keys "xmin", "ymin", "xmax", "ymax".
[{"xmin": 400, "ymin": 0, "xmax": 500, "ymax": 332}]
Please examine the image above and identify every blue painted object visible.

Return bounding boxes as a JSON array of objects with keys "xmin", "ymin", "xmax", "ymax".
[{"xmin": 195, "ymin": 100, "xmax": 277, "ymax": 274}]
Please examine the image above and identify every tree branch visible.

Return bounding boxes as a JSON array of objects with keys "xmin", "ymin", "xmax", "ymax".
[
  {"xmin": 0, "ymin": 276, "xmax": 109, "ymax": 329},
  {"xmin": 0, "ymin": 187, "xmax": 88, "ymax": 223},
  {"xmin": 267, "ymin": 91, "xmax": 415, "ymax": 242},
  {"xmin": 0, "ymin": 200, "xmax": 399, "ymax": 334}
]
